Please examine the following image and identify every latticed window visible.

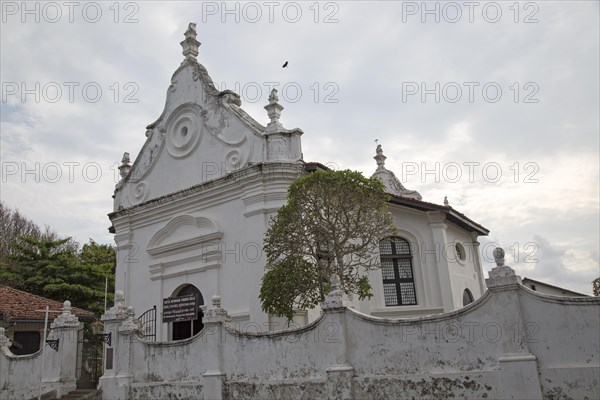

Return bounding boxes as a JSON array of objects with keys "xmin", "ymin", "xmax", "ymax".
[{"xmin": 380, "ymin": 237, "xmax": 417, "ymax": 306}]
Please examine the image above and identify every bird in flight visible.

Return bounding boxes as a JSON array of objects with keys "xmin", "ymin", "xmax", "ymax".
[{"xmin": 282, "ymin": 61, "xmax": 288, "ymax": 68}]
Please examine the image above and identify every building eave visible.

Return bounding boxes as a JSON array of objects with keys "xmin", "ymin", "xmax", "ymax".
[{"xmin": 388, "ymin": 195, "xmax": 489, "ymax": 236}]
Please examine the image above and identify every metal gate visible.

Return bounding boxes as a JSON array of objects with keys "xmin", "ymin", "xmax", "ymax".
[
  {"xmin": 76, "ymin": 326, "xmax": 103, "ymax": 389},
  {"xmin": 138, "ymin": 305, "xmax": 157, "ymax": 341}
]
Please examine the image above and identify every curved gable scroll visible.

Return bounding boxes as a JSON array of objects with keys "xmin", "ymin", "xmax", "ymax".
[{"xmin": 147, "ymin": 215, "xmax": 222, "ymax": 258}]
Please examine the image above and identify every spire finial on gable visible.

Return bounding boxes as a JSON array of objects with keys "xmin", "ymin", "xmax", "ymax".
[
  {"xmin": 181, "ymin": 22, "xmax": 201, "ymax": 62},
  {"xmin": 268, "ymin": 88, "xmax": 279, "ymax": 104},
  {"xmin": 443, "ymin": 196, "xmax": 449, "ymax": 206},
  {"xmin": 118, "ymin": 152, "xmax": 131, "ymax": 179},
  {"xmin": 264, "ymin": 88, "xmax": 284, "ymax": 133},
  {"xmin": 374, "ymin": 144, "xmax": 387, "ymax": 171}
]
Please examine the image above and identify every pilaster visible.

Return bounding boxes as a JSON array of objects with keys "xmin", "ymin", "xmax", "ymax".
[{"xmin": 427, "ymin": 211, "xmax": 455, "ymax": 311}]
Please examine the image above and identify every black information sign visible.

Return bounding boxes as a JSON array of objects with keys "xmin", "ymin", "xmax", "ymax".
[{"xmin": 162, "ymin": 294, "xmax": 198, "ymax": 323}]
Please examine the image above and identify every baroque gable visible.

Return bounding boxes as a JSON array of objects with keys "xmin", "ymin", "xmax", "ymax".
[{"xmin": 113, "ymin": 23, "xmax": 303, "ymax": 211}]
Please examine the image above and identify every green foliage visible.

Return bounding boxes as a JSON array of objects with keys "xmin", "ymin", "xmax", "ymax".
[
  {"xmin": 260, "ymin": 257, "xmax": 325, "ymax": 321},
  {"xmin": 593, "ymin": 277, "xmax": 600, "ymax": 297},
  {"xmin": 260, "ymin": 169, "xmax": 395, "ymax": 319},
  {"xmin": 0, "ymin": 236, "xmax": 115, "ymax": 316}
]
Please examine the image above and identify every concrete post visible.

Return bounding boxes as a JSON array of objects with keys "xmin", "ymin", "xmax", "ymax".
[
  {"xmin": 486, "ymin": 247, "xmax": 543, "ymax": 400},
  {"xmin": 47, "ymin": 301, "xmax": 80, "ymax": 397},
  {"xmin": 202, "ymin": 295, "xmax": 229, "ymax": 400},
  {"xmin": 98, "ymin": 291, "xmax": 134, "ymax": 400},
  {"xmin": 321, "ymin": 274, "xmax": 354, "ymax": 400}
]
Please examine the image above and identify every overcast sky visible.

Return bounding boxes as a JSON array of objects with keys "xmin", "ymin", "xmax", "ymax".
[{"xmin": 1, "ymin": 1, "xmax": 598, "ymax": 294}]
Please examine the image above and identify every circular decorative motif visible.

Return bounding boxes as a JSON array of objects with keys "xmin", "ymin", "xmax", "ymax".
[
  {"xmin": 165, "ymin": 104, "xmax": 203, "ymax": 158},
  {"xmin": 225, "ymin": 149, "xmax": 243, "ymax": 172},
  {"xmin": 130, "ymin": 181, "xmax": 149, "ymax": 205}
]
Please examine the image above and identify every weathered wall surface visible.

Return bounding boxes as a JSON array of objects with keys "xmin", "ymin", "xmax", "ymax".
[
  {"xmin": 0, "ymin": 302, "xmax": 80, "ymax": 400},
  {"xmin": 98, "ymin": 272, "xmax": 600, "ymax": 400}
]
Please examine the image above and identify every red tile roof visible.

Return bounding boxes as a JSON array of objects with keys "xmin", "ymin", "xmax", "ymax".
[{"xmin": 0, "ymin": 285, "xmax": 95, "ymax": 321}]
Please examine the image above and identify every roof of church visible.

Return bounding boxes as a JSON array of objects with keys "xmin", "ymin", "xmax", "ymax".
[{"xmin": 0, "ymin": 285, "xmax": 95, "ymax": 322}]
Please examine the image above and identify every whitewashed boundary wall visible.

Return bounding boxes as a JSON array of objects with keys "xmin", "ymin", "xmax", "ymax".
[
  {"xmin": 98, "ymin": 262, "xmax": 600, "ymax": 400},
  {"xmin": 0, "ymin": 301, "xmax": 80, "ymax": 400}
]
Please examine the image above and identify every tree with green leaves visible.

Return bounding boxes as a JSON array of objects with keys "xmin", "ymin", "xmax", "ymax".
[
  {"xmin": 0, "ymin": 236, "xmax": 115, "ymax": 316},
  {"xmin": 260, "ymin": 169, "xmax": 395, "ymax": 320},
  {"xmin": 593, "ymin": 277, "xmax": 600, "ymax": 297}
]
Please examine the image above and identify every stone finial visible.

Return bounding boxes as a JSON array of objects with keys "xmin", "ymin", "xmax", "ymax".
[
  {"xmin": 493, "ymin": 247, "xmax": 505, "ymax": 266},
  {"xmin": 374, "ymin": 144, "xmax": 387, "ymax": 171},
  {"xmin": 322, "ymin": 273, "xmax": 344, "ymax": 310},
  {"xmin": 443, "ymin": 196, "xmax": 449, "ymax": 206},
  {"xmin": 114, "ymin": 290, "xmax": 125, "ymax": 313},
  {"xmin": 102, "ymin": 290, "xmax": 129, "ymax": 321},
  {"xmin": 268, "ymin": 89, "xmax": 279, "ymax": 104},
  {"xmin": 181, "ymin": 22, "xmax": 201, "ymax": 62},
  {"xmin": 51, "ymin": 300, "xmax": 79, "ymax": 329},
  {"xmin": 118, "ymin": 152, "xmax": 131, "ymax": 179},
  {"xmin": 0, "ymin": 327, "xmax": 12, "ymax": 348},
  {"xmin": 212, "ymin": 295, "xmax": 221, "ymax": 309},
  {"xmin": 204, "ymin": 294, "xmax": 230, "ymax": 323},
  {"xmin": 330, "ymin": 273, "xmax": 341, "ymax": 292},
  {"xmin": 264, "ymin": 89, "xmax": 285, "ymax": 133},
  {"xmin": 112, "ymin": 290, "xmax": 128, "ymax": 318},
  {"xmin": 119, "ymin": 306, "xmax": 142, "ymax": 334},
  {"xmin": 486, "ymin": 246, "xmax": 522, "ymax": 288}
]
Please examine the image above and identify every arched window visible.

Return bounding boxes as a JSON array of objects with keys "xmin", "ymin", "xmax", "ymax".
[
  {"xmin": 379, "ymin": 237, "xmax": 417, "ymax": 306},
  {"xmin": 463, "ymin": 288, "xmax": 474, "ymax": 306},
  {"xmin": 171, "ymin": 284, "xmax": 204, "ymax": 340}
]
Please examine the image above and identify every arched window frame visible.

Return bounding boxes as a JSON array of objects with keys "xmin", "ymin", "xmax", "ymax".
[{"xmin": 379, "ymin": 237, "xmax": 418, "ymax": 306}]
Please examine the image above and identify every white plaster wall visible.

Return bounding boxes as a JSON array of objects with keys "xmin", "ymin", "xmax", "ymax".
[
  {"xmin": 98, "ymin": 284, "xmax": 600, "ymax": 400},
  {"xmin": 445, "ymin": 225, "xmax": 484, "ymax": 307},
  {"xmin": 518, "ymin": 289, "xmax": 600, "ymax": 398},
  {"xmin": 0, "ymin": 323, "xmax": 79, "ymax": 399},
  {"xmin": 1, "ymin": 349, "xmax": 50, "ymax": 400}
]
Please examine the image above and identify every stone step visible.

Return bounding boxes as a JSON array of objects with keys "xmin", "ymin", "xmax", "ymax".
[{"xmin": 59, "ymin": 389, "xmax": 99, "ymax": 400}]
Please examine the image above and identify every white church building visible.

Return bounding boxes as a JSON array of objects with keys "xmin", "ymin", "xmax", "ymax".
[{"xmin": 109, "ymin": 23, "xmax": 489, "ymax": 341}]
